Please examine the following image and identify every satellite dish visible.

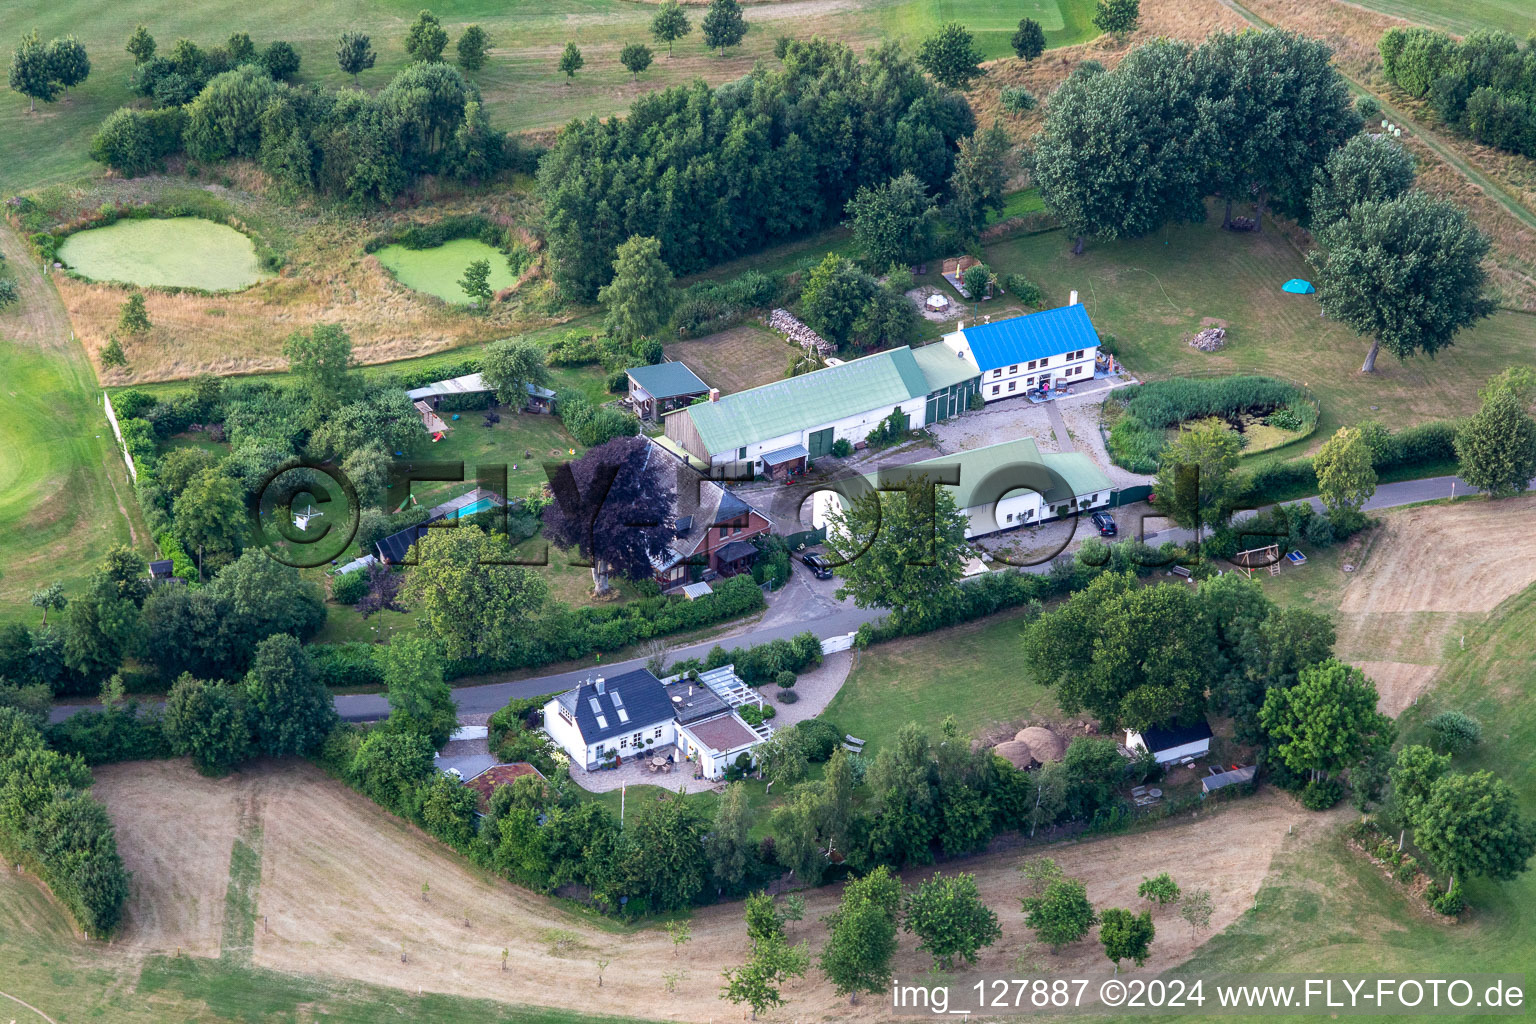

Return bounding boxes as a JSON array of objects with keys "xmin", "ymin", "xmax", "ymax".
[{"xmin": 293, "ymin": 504, "xmax": 324, "ymax": 531}]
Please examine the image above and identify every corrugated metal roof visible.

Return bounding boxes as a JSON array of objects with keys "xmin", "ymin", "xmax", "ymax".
[
  {"xmin": 627, "ymin": 361, "xmax": 709, "ymax": 400},
  {"xmin": 681, "ymin": 581, "xmax": 714, "ymax": 600},
  {"xmin": 955, "ymin": 305, "xmax": 1101, "ymax": 372},
  {"xmin": 911, "ymin": 343, "xmax": 980, "ymax": 392},
  {"xmin": 859, "ymin": 437, "xmax": 1112, "ymax": 510},
  {"xmin": 684, "ymin": 347, "xmax": 931, "ymax": 457}
]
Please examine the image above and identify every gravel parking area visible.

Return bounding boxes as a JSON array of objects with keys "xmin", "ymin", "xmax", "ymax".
[{"xmin": 928, "ymin": 398, "xmax": 1063, "ymax": 453}]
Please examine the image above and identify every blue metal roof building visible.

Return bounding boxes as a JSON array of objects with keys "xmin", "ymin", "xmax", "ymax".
[{"xmin": 949, "ymin": 304, "xmax": 1102, "ymax": 372}]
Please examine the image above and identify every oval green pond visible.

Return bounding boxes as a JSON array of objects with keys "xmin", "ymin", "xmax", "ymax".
[
  {"xmin": 56, "ymin": 216, "xmax": 267, "ymax": 292},
  {"xmin": 374, "ymin": 238, "xmax": 518, "ymax": 303}
]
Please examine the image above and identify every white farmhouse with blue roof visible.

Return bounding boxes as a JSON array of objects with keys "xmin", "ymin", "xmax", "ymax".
[{"xmin": 942, "ymin": 302, "xmax": 1101, "ymax": 403}]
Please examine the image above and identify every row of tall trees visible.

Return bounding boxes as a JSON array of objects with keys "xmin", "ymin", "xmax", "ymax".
[
  {"xmin": 1380, "ymin": 27, "xmax": 1536, "ymax": 157},
  {"xmin": 538, "ymin": 37, "xmax": 976, "ymax": 299}
]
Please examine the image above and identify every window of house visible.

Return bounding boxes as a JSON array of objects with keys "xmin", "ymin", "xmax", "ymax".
[
  {"xmin": 738, "ymin": 447, "xmax": 747, "ymax": 460},
  {"xmin": 733, "ymin": 524, "xmax": 741, "ymax": 534},
  {"xmin": 1027, "ymin": 359, "xmax": 1036, "ymax": 370},
  {"xmin": 619, "ymin": 737, "xmax": 627, "ymax": 749},
  {"xmin": 595, "ymin": 743, "xmax": 605, "ymax": 755},
  {"xmin": 1027, "ymin": 377, "xmax": 1035, "ymax": 387},
  {"xmin": 1005, "ymin": 512, "xmax": 1014, "ymax": 523},
  {"xmin": 719, "ymin": 525, "xmax": 728, "ymax": 538},
  {"xmin": 992, "ymin": 368, "xmax": 1002, "ymax": 378},
  {"xmin": 991, "ymin": 385, "xmax": 1000, "ymax": 395},
  {"xmin": 1009, "ymin": 364, "xmax": 1018, "ymax": 374},
  {"xmin": 654, "ymin": 726, "xmax": 663, "ymax": 739},
  {"xmin": 632, "ymin": 732, "xmax": 643, "ymax": 748},
  {"xmin": 1007, "ymin": 381, "xmax": 1017, "ymax": 392}
]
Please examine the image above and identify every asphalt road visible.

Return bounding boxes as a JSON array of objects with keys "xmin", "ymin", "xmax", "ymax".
[{"xmin": 44, "ymin": 473, "xmax": 1494, "ymax": 726}]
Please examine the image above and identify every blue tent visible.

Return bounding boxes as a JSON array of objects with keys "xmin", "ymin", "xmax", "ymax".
[{"xmin": 1282, "ymin": 278, "xmax": 1316, "ymax": 294}]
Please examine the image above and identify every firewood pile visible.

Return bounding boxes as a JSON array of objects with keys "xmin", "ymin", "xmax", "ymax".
[
  {"xmin": 1188, "ymin": 327, "xmax": 1227, "ymax": 352},
  {"xmin": 769, "ymin": 308, "xmax": 833, "ymax": 356}
]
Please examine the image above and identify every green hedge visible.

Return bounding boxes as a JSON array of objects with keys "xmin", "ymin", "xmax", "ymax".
[
  {"xmin": 309, "ymin": 642, "xmax": 386, "ymax": 689},
  {"xmin": 44, "ymin": 703, "xmax": 171, "ymax": 765}
]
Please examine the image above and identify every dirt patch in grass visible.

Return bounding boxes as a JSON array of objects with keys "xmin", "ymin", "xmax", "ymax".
[
  {"xmin": 1339, "ymin": 496, "xmax": 1536, "ymax": 615},
  {"xmin": 1353, "ymin": 660, "xmax": 1440, "ymax": 716},
  {"xmin": 663, "ymin": 323, "xmax": 789, "ymax": 394},
  {"xmin": 92, "ymin": 759, "xmax": 246, "ymax": 956},
  {"xmin": 86, "ymin": 757, "xmax": 1312, "ymax": 1020}
]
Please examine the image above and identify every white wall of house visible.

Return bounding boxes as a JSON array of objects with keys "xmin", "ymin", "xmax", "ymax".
[
  {"xmin": 815, "ymin": 485, "xmax": 1111, "ymax": 536},
  {"xmin": 942, "ymin": 332, "xmax": 1098, "ymax": 404},
  {"xmin": 676, "ymin": 721, "xmax": 761, "ymax": 780},
  {"xmin": 1125, "ymin": 730, "xmax": 1211, "ymax": 765},
  {"xmin": 707, "ymin": 396, "xmax": 929, "ymax": 469},
  {"xmin": 542, "ymin": 698, "xmax": 675, "ymax": 769}
]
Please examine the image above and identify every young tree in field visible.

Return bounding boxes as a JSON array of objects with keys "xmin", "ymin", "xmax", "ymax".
[
  {"xmin": 457, "ymin": 25, "xmax": 489, "ymax": 72},
  {"xmin": 244, "ymin": 633, "xmax": 336, "ymax": 757},
  {"xmin": 745, "ymin": 890, "xmax": 785, "ymax": 944},
  {"xmin": 651, "ymin": 0, "xmax": 692, "ymax": 57},
  {"xmin": 820, "ymin": 865, "xmax": 902, "ymax": 1003},
  {"xmin": 480, "ymin": 336, "xmax": 552, "ymax": 408},
  {"xmin": 1019, "ymin": 857, "xmax": 1064, "ymax": 896},
  {"xmin": 10, "ymin": 31, "xmax": 59, "ymax": 112},
  {"xmin": 558, "ymin": 41, "xmax": 584, "ymax": 79},
  {"xmin": 542, "ymin": 435, "xmax": 674, "ymax": 593},
  {"xmin": 1310, "ymin": 191, "xmax": 1495, "ymax": 373},
  {"xmin": 1137, "ymin": 873, "xmax": 1181, "ymax": 909},
  {"xmin": 1099, "ymin": 908, "xmax": 1154, "ymax": 972},
  {"xmin": 1411, "ymin": 770, "xmax": 1536, "ymax": 890},
  {"xmin": 162, "ymin": 674, "xmax": 252, "ymax": 776},
  {"xmin": 1093, "ymin": 0, "xmax": 1141, "ymax": 35},
  {"xmin": 45, "ymin": 36, "xmax": 89, "ymax": 95},
  {"xmin": 948, "ymin": 121, "xmax": 1013, "ymax": 239},
  {"xmin": 1032, "ymin": 40, "xmax": 1205, "ymax": 254},
  {"xmin": 1313, "ymin": 426, "xmax": 1377, "ymax": 529},
  {"xmin": 961, "ymin": 261, "xmax": 994, "ymax": 308},
  {"xmin": 1021, "ymin": 877, "xmax": 1096, "ymax": 952},
  {"xmin": 30, "ymin": 582, "xmax": 66, "ymax": 627},
  {"xmin": 701, "ymin": 0, "xmax": 747, "ymax": 56},
  {"xmin": 283, "ymin": 322, "xmax": 355, "ymax": 424},
  {"xmin": 118, "ymin": 292, "xmax": 151, "ymax": 334},
  {"xmin": 705, "ymin": 781, "xmax": 755, "ymax": 890},
  {"xmin": 1456, "ymin": 372, "xmax": 1536, "ymax": 497},
  {"xmin": 844, "ymin": 172, "xmax": 938, "ymax": 270},
  {"xmin": 619, "ymin": 42, "xmax": 653, "ymax": 80},
  {"xmin": 401, "ymin": 527, "xmax": 549, "ymax": 659},
  {"xmin": 405, "ymin": 10, "xmax": 449, "ymax": 63},
  {"xmin": 126, "ymin": 24, "xmax": 156, "ymax": 66},
  {"xmin": 1179, "ymin": 887, "xmax": 1213, "ymax": 938},
  {"xmin": 903, "ymin": 872, "xmax": 1001, "ymax": 970},
  {"xmin": 1259, "ymin": 658, "xmax": 1393, "ymax": 783},
  {"xmin": 459, "ymin": 257, "xmax": 493, "ymax": 308},
  {"xmin": 755, "ymin": 728, "xmax": 807, "ymax": 794},
  {"xmin": 1427, "ymin": 711, "xmax": 1481, "ymax": 755},
  {"xmin": 336, "ymin": 31, "xmax": 376, "ymax": 83},
  {"xmin": 597, "ymin": 235, "xmax": 672, "ymax": 343},
  {"xmin": 1153, "ymin": 418, "xmax": 1243, "ymax": 531},
  {"xmin": 720, "ymin": 932, "xmax": 810, "ymax": 1019},
  {"xmin": 260, "ymin": 41, "xmax": 302, "ymax": 80},
  {"xmin": 917, "ymin": 22, "xmax": 984, "ymax": 90},
  {"xmin": 1308, "ymin": 135, "xmax": 1415, "ymax": 230},
  {"xmin": 383, "ymin": 632, "xmax": 458, "ymax": 747},
  {"xmin": 1012, "ymin": 18, "xmax": 1046, "ymax": 61},
  {"xmin": 824, "ymin": 476, "xmax": 967, "ymax": 630}
]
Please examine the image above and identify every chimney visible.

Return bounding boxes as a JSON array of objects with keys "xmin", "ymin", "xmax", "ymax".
[
  {"xmin": 958, "ymin": 320, "xmax": 965, "ymax": 331},
  {"xmin": 1069, "ymin": 290, "xmax": 1079, "ymax": 306},
  {"xmin": 708, "ymin": 388, "xmax": 720, "ymax": 403},
  {"xmin": 595, "ymin": 675, "xmax": 605, "ymax": 694}
]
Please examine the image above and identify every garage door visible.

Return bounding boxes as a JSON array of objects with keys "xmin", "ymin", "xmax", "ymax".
[{"xmin": 809, "ymin": 427, "xmax": 834, "ymax": 458}]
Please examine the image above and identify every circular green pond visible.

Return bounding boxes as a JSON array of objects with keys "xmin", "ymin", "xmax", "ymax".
[
  {"xmin": 56, "ymin": 216, "xmax": 268, "ymax": 292},
  {"xmin": 374, "ymin": 238, "xmax": 518, "ymax": 303}
]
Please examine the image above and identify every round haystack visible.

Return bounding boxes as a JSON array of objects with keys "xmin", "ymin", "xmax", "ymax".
[
  {"xmin": 993, "ymin": 740, "xmax": 1036, "ymax": 769},
  {"xmin": 1016, "ymin": 727, "xmax": 1066, "ymax": 762}
]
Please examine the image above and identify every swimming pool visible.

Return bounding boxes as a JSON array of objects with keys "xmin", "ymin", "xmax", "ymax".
[{"xmin": 453, "ymin": 497, "xmax": 499, "ymax": 518}]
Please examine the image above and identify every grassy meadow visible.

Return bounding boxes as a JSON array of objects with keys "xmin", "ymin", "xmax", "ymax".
[{"xmin": 1346, "ymin": 0, "xmax": 1534, "ymax": 36}]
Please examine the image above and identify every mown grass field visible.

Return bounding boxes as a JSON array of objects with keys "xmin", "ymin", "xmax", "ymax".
[
  {"xmin": 0, "ymin": 0, "xmax": 1098, "ymax": 197},
  {"xmin": 975, "ymin": 214, "xmax": 1536, "ymax": 446},
  {"xmin": 1345, "ymin": 0, "xmax": 1534, "ymax": 36}
]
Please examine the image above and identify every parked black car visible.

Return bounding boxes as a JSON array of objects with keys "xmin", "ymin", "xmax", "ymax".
[
  {"xmin": 1091, "ymin": 511, "xmax": 1118, "ymax": 537},
  {"xmin": 800, "ymin": 552, "xmax": 834, "ymax": 579}
]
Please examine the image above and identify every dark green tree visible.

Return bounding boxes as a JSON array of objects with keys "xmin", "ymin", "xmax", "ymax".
[
  {"xmin": 1099, "ymin": 907, "xmax": 1155, "ymax": 971},
  {"xmin": 1310, "ymin": 192, "xmax": 1495, "ymax": 374},
  {"xmin": 259, "ymin": 41, "xmax": 301, "ymax": 81},
  {"xmin": 244, "ymin": 633, "xmax": 335, "ymax": 756},
  {"xmin": 1308, "ymin": 134, "xmax": 1415, "ymax": 230},
  {"xmin": 400, "ymin": 528, "xmax": 548, "ymax": 659},
  {"xmin": 597, "ymin": 235, "xmax": 672, "ymax": 343},
  {"xmin": 46, "ymin": 36, "xmax": 90, "ymax": 94},
  {"xmin": 1093, "ymin": 0, "xmax": 1140, "ymax": 35},
  {"xmin": 283, "ymin": 322, "xmax": 356, "ymax": 423},
  {"xmin": 481, "ymin": 336, "xmax": 552, "ymax": 408},
  {"xmin": 404, "ymin": 10, "xmax": 449, "ymax": 63},
  {"xmin": 1012, "ymin": 18, "xmax": 1046, "ymax": 61},
  {"xmin": 845, "ymin": 172, "xmax": 937, "ymax": 270},
  {"xmin": 701, "ymin": 0, "xmax": 747, "ymax": 56},
  {"xmin": 916, "ymin": 22, "xmax": 984, "ymax": 90},
  {"xmin": 651, "ymin": 0, "xmax": 691, "ymax": 57},
  {"xmin": 558, "ymin": 41, "xmax": 584, "ymax": 79},
  {"xmin": 10, "ymin": 30, "xmax": 59, "ymax": 112},
  {"xmin": 800, "ymin": 254, "xmax": 876, "ymax": 349},
  {"xmin": 337, "ymin": 31, "xmax": 376, "ymax": 83},
  {"xmin": 947, "ymin": 121, "xmax": 1013, "ymax": 239},
  {"xmin": 705, "ymin": 781, "xmax": 755, "ymax": 890},
  {"xmin": 457, "ymin": 25, "xmax": 489, "ymax": 72},
  {"xmin": 820, "ymin": 865, "xmax": 901, "ymax": 1003},
  {"xmin": 172, "ymin": 468, "xmax": 248, "ymax": 572},
  {"xmin": 162, "ymin": 674, "xmax": 251, "ymax": 775},
  {"xmin": 1412, "ymin": 770, "xmax": 1536, "ymax": 889},
  {"xmin": 1259, "ymin": 658, "xmax": 1392, "ymax": 782},
  {"xmin": 383, "ymin": 633, "xmax": 457, "ymax": 748},
  {"xmin": 1153, "ymin": 418, "xmax": 1244, "ymax": 531},
  {"xmin": 619, "ymin": 42, "xmax": 653, "ymax": 79},
  {"xmin": 1455, "ymin": 372, "xmax": 1536, "ymax": 497}
]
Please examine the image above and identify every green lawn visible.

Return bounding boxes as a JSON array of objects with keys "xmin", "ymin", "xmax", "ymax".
[
  {"xmin": 822, "ymin": 605, "xmax": 1058, "ymax": 756},
  {"xmin": 978, "ymin": 216, "xmax": 1536, "ymax": 446},
  {"xmin": 1346, "ymin": 0, "xmax": 1534, "ymax": 36},
  {"xmin": 0, "ymin": 0, "xmax": 1097, "ymax": 198}
]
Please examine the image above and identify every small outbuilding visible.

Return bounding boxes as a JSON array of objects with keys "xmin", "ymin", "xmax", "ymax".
[
  {"xmin": 1202, "ymin": 764, "xmax": 1256, "ymax": 794},
  {"xmin": 1125, "ymin": 719, "xmax": 1213, "ymax": 765},
  {"xmin": 627, "ymin": 362, "xmax": 710, "ymax": 420}
]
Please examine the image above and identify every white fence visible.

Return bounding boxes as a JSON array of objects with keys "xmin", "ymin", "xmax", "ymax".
[
  {"xmin": 101, "ymin": 390, "xmax": 136, "ymax": 483},
  {"xmin": 820, "ymin": 632, "xmax": 858, "ymax": 655}
]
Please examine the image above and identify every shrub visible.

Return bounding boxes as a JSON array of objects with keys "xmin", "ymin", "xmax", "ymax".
[
  {"xmin": 1355, "ymin": 95, "xmax": 1380, "ymax": 123},
  {"xmin": 309, "ymin": 643, "xmax": 385, "ymax": 689},
  {"xmin": 1301, "ymin": 777, "xmax": 1343, "ymax": 810},
  {"xmin": 831, "ymin": 437, "xmax": 853, "ymax": 457},
  {"xmin": 1003, "ymin": 273, "xmax": 1043, "ymax": 307},
  {"xmin": 44, "ymin": 704, "xmax": 171, "ymax": 765},
  {"xmin": 774, "ymin": 670, "xmax": 796, "ymax": 689},
  {"xmin": 1427, "ymin": 881, "xmax": 1465, "ymax": 916},
  {"xmin": 1303, "ymin": 512, "xmax": 1336, "ymax": 548},
  {"xmin": 795, "ymin": 718, "xmax": 842, "ymax": 761},
  {"xmin": 1000, "ymin": 85, "xmax": 1038, "ymax": 115},
  {"xmin": 260, "ymin": 40, "xmax": 301, "ymax": 80},
  {"xmin": 1394, "ymin": 855, "xmax": 1417, "ymax": 884},
  {"xmin": 1427, "ymin": 711, "xmax": 1481, "ymax": 755},
  {"xmin": 1120, "ymin": 376, "xmax": 1305, "ymax": 430},
  {"xmin": 331, "ymin": 570, "xmax": 369, "ymax": 605}
]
